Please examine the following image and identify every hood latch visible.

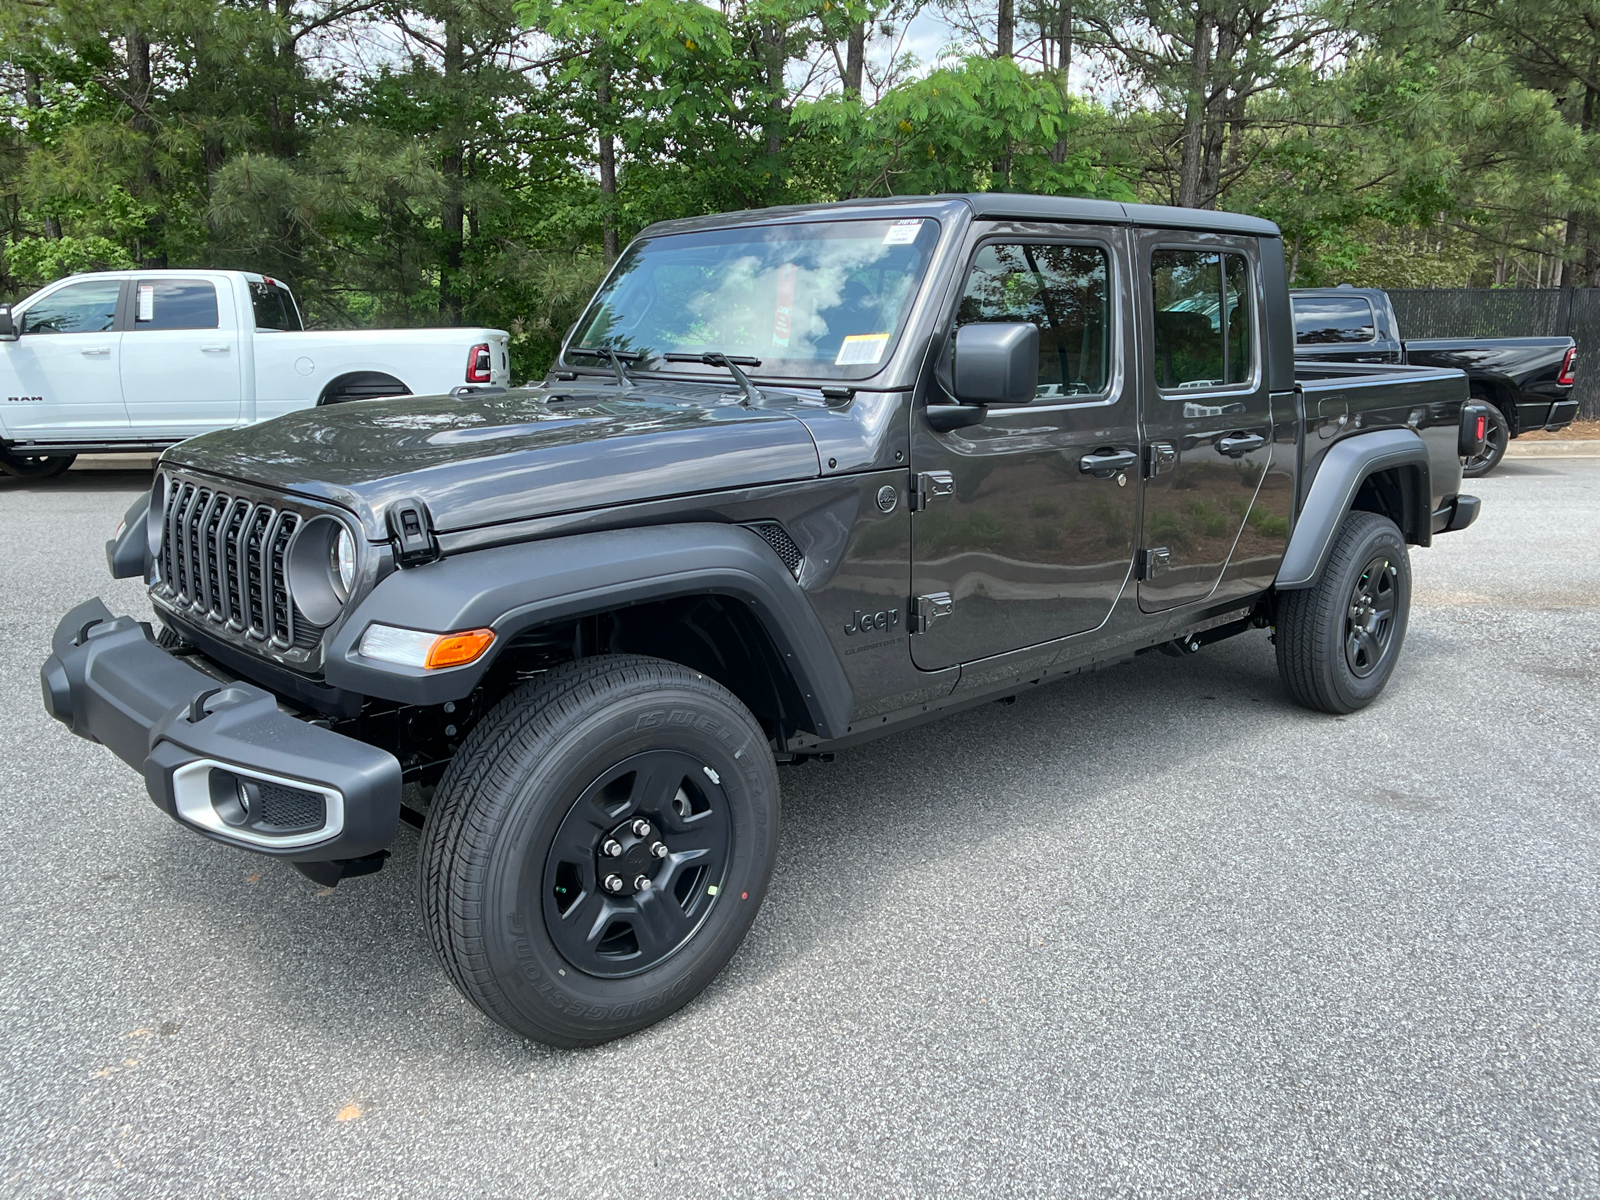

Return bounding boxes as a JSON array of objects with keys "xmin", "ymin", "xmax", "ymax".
[{"xmin": 387, "ymin": 497, "xmax": 441, "ymax": 568}]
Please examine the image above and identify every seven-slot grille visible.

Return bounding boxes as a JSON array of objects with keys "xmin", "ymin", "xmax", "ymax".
[{"xmin": 156, "ymin": 477, "xmax": 319, "ymax": 649}]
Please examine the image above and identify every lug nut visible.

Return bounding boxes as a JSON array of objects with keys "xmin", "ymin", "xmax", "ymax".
[
  {"xmin": 634, "ymin": 875, "xmax": 651, "ymax": 891},
  {"xmin": 651, "ymin": 842, "xmax": 668, "ymax": 858},
  {"xmin": 603, "ymin": 839, "xmax": 622, "ymax": 857},
  {"xmin": 631, "ymin": 819, "xmax": 651, "ymax": 837},
  {"xmin": 603, "ymin": 874, "xmax": 624, "ymax": 893}
]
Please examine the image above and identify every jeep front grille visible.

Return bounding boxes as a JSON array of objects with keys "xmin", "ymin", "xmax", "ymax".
[{"xmin": 155, "ymin": 476, "xmax": 321, "ymax": 650}]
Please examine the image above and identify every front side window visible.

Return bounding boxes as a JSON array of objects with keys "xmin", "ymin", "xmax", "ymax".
[
  {"xmin": 956, "ymin": 242, "xmax": 1112, "ymax": 398},
  {"xmin": 132, "ymin": 280, "xmax": 218, "ymax": 331},
  {"xmin": 1293, "ymin": 295, "xmax": 1376, "ymax": 344},
  {"xmin": 1150, "ymin": 249, "xmax": 1255, "ymax": 390},
  {"xmin": 568, "ymin": 218, "xmax": 941, "ymax": 381},
  {"xmin": 19, "ymin": 280, "xmax": 121, "ymax": 335}
]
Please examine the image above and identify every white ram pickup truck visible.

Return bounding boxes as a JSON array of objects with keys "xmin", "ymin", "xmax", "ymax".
[{"xmin": 0, "ymin": 270, "xmax": 511, "ymax": 477}]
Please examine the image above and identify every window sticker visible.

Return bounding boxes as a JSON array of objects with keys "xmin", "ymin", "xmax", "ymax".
[
  {"xmin": 771, "ymin": 263, "xmax": 798, "ymax": 349},
  {"xmin": 835, "ymin": 333, "xmax": 890, "ymax": 365},
  {"xmin": 883, "ymin": 220, "xmax": 923, "ymax": 246},
  {"xmin": 137, "ymin": 284, "xmax": 154, "ymax": 322}
]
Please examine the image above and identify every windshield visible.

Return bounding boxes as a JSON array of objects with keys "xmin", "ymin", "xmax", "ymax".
[{"xmin": 567, "ymin": 217, "xmax": 942, "ymax": 382}]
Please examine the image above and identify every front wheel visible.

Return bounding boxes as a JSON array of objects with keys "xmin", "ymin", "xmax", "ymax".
[
  {"xmin": 1275, "ymin": 511, "xmax": 1412, "ymax": 714},
  {"xmin": 0, "ymin": 448, "xmax": 75, "ymax": 479},
  {"xmin": 1461, "ymin": 402, "xmax": 1510, "ymax": 478},
  {"xmin": 419, "ymin": 655, "xmax": 780, "ymax": 1047}
]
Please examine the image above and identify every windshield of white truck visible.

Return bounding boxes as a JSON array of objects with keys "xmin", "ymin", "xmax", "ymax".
[
  {"xmin": 567, "ymin": 217, "xmax": 941, "ymax": 382},
  {"xmin": 250, "ymin": 280, "xmax": 303, "ymax": 331}
]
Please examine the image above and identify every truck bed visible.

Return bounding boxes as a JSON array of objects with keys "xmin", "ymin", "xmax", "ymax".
[{"xmin": 1292, "ymin": 360, "xmax": 1469, "ymax": 515}]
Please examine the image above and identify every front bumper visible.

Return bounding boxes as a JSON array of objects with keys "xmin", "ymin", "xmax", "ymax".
[{"xmin": 41, "ymin": 598, "xmax": 401, "ymax": 862}]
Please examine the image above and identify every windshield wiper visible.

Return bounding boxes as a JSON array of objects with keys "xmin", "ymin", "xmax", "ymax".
[
  {"xmin": 663, "ymin": 352, "xmax": 764, "ymax": 406},
  {"xmin": 566, "ymin": 346, "xmax": 640, "ymax": 387}
]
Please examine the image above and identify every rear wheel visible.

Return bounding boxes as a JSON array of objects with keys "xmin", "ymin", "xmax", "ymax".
[
  {"xmin": 1461, "ymin": 401, "xmax": 1510, "ymax": 478},
  {"xmin": 0, "ymin": 448, "xmax": 75, "ymax": 479},
  {"xmin": 419, "ymin": 654, "xmax": 779, "ymax": 1047},
  {"xmin": 1275, "ymin": 510, "xmax": 1411, "ymax": 714}
]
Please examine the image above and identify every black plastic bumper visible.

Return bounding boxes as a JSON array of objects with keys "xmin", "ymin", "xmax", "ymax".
[
  {"xmin": 41, "ymin": 598, "xmax": 401, "ymax": 862},
  {"xmin": 1431, "ymin": 493, "xmax": 1481, "ymax": 535}
]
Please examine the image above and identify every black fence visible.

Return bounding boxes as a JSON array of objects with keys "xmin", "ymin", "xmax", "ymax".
[{"xmin": 1385, "ymin": 288, "xmax": 1600, "ymax": 419}]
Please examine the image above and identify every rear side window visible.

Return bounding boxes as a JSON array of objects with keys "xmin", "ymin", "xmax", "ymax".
[
  {"xmin": 250, "ymin": 281, "xmax": 302, "ymax": 331},
  {"xmin": 132, "ymin": 280, "xmax": 219, "ymax": 331},
  {"xmin": 19, "ymin": 280, "xmax": 120, "ymax": 334},
  {"xmin": 1292, "ymin": 295, "xmax": 1376, "ymax": 344},
  {"xmin": 1150, "ymin": 249, "xmax": 1255, "ymax": 390},
  {"xmin": 956, "ymin": 242, "xmax": 1112, "ymax": 397}
]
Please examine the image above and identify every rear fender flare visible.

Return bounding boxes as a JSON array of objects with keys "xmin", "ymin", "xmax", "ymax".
[
  {"xmin": 1276, "ymin": 428, "xmax": 1431, "ymax": 590},
  {"xmin": 323, "ymin": 523, "xmax": 854, "ymax": 738}
]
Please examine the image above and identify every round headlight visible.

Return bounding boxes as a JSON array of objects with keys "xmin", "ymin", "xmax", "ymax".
[{"xmin": 333, "ymin": 527, "xmax": 357, "ymax": 599}]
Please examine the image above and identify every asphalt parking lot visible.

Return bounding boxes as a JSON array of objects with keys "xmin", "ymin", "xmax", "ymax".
[{"xmin": 2, "ymin": 456, "xmax": 1597, "ymax": 1199}]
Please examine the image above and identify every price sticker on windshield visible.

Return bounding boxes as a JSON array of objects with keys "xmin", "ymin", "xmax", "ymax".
[
  {"xmin": 835, "ymin": 333, "xmax": 889, "ymax": 365},
  {"xmin": 883, "ymin": 220, "xmax": 923, "ymax": 246}
]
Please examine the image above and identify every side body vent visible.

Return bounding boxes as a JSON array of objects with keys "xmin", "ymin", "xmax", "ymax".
[{"xmin": 743, "ymin": 521, "xmax": 803, "ymax": 578}]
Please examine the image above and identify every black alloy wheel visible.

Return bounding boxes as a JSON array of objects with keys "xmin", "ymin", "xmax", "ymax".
[
  {"xmin": 1344, "ymin": 554, "xmax": 1398, "ymax": 678},
  {"xmin": 0, "ymin": 448, "xmax": 75, "ymax": 479},
  {"xmin": 420, "ymin": 654, "xmax": 779, "ymax": 1047},
  {"xmin": 1461, "ymin": 402, "xmax": 1509, "ymax": 478},
  {"xmin": 544, "ymin": 750, "xmax": 731, "ymax": 978},
  {"xmin": 1275, "ymin": 510, "xmax": 1412, "ymax": 714}
]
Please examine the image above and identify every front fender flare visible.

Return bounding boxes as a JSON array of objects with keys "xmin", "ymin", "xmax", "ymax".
[
  {"xmin": 323, "ymin": 523, "xmax": 854, "ymax": 738},
  {"xmin": 1276, "ymin": 428, "xmax": 1431, "ymax": 590}
]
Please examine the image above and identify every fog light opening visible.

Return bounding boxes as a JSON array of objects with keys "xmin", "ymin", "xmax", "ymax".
[{"xmin": 207, "ymin": 768, "xmax": 260, "ymax": 828}]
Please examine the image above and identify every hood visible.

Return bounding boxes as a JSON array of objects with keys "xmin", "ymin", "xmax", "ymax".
[{"xmin": 164, "ymin": 386, "xmax": 822, "ymax": 538}]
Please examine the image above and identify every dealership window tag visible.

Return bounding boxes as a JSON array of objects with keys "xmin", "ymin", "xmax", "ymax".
[
  {"xmin": 835, "ymin": 333, "xmax": 889, "ymax": 365},
  {"xmin": 771, "ymin": 263, "xmax": 798, "ymax": 349},
  {"xmin": 137, "ymin": 285, "xmax": 154, "ymax": 322},
  {"xmin": 882, "ymin": 220, "xmax": 922, "ymax": 246}
]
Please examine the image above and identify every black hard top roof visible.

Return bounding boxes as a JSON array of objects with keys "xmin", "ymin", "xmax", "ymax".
[{"xmin": 640, "ymin": 193, "xmax": 1280, "ymax": 240}]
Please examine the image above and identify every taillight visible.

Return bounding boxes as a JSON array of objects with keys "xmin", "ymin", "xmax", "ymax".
[
  {"xmin": 1557, "ymin": 346, "xmax": 1576, "ymax": 387},
  {"xmin": 1476, "ymin": 415, "xmax": 1486, "ymax": 441},
  {"xmin": 466, "ymin": 343, "xmax": 493, "ymax": 383}
]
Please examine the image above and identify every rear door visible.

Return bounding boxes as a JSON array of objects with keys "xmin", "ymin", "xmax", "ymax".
[
  {"xmin": 1, "ymin": 278, "xmax": 128, "ymax": 438},
  {"xmin": 909, "ymin": 222, "xmax": 1140, "ymax": 671},
  {"xmin": 1136, "ymin": 233, "xmax": 1275, "ymax": 613},
  {"xmin": 120, "ymin": 276, "xmax": 242, "ymax": 437}
]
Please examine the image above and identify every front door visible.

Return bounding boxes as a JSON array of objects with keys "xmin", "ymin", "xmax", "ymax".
[
  {"xmin": 120, "ymin": 277, "xmax": 242, "ymax": 437},
  {"xmin": 1136, "ymin": 234, "xmax": 1276, "ymax": 613},
  {"xmin": 1, "ymin": 278, "xmax": 128, "ymax": 439},
  {"xmin": 910, "ymin": 224, "xmax": 1140, "ymax": 672}
]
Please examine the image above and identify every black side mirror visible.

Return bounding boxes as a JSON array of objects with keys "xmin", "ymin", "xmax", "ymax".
[
  {"xmin": 952, "ymin": 322, "xmax": 1039, "ymax": 405},
  {"xmin": 0, "ymin": 306, "xmax": 16, "ymax": 342}
]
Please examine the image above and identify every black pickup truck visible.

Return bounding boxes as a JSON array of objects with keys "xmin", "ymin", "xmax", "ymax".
[
  {"xmin": 1291, "ymin": 285, "xmax": 1578, "ymax": 477},
  {"xmin": 43, "ymin": 196, "xmax": 1486, "ymax": 1047}
]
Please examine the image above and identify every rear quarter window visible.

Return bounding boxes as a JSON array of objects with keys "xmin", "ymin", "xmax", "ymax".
[
  {"xmin": 250, "ymin": 281, "xmax": 303, "ymax": 331},
  {"xmin": 1293, "ymin": 296, "xmax": 1376, "ymax": 344}
]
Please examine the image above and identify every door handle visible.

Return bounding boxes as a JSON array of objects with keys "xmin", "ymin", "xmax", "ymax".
[
  {"xmin": 1079, "ymin": 448, "xmax": 1138, "ymax": 476},
  {"xmin": 1217, "ymin": 432, "xmax": 1265, "ymax": 457},
  {"xmin": 80, "ymin": 346, "xmax": 111, "ymax": 356},
  {"xmin": 200, "ymin": 345, "xmax": 231, "ymax": 353}
]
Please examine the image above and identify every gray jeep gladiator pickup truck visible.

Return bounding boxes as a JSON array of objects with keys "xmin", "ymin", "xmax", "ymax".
[{"xmin": 42, "ymin": 195, "xmax": 1486, "ymax": 1047}]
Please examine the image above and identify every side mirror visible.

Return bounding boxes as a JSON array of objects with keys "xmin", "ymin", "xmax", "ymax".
[
  {"xmin": 0, "ymin": 306, "xmax": 17, "ymax": 342},
  {"xmin": 952, "ymin": 322, "xmax": 1039, "ymax": 405}
]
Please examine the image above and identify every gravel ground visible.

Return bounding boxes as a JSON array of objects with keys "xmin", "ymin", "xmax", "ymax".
[{"xmin": 1, "ymin": 458, "xmax": 1597, "ymax": 1200}]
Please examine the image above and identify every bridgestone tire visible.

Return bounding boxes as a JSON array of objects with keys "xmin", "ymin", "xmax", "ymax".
[
  {"xmin": 0, "ymin": 449, "xmax": 75, "ymax": 479},
  {"xmin": 419, "ymin": 654, "xmax": 780, "ymax": 1047},
  {"xmin": 1275, "ymin": 511, "xmax": 1411, "ymax": 715}
]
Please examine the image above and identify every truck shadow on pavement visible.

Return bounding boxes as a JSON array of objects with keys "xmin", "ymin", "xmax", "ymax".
[{"xmin": 134, "ymin": 625, "xmax": 1356, "ymax": 1058}]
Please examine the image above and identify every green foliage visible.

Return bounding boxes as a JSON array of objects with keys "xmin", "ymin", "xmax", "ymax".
[{"xmin": 6, "ymin": 0, "xmax": 1600, "ymax": 386}]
